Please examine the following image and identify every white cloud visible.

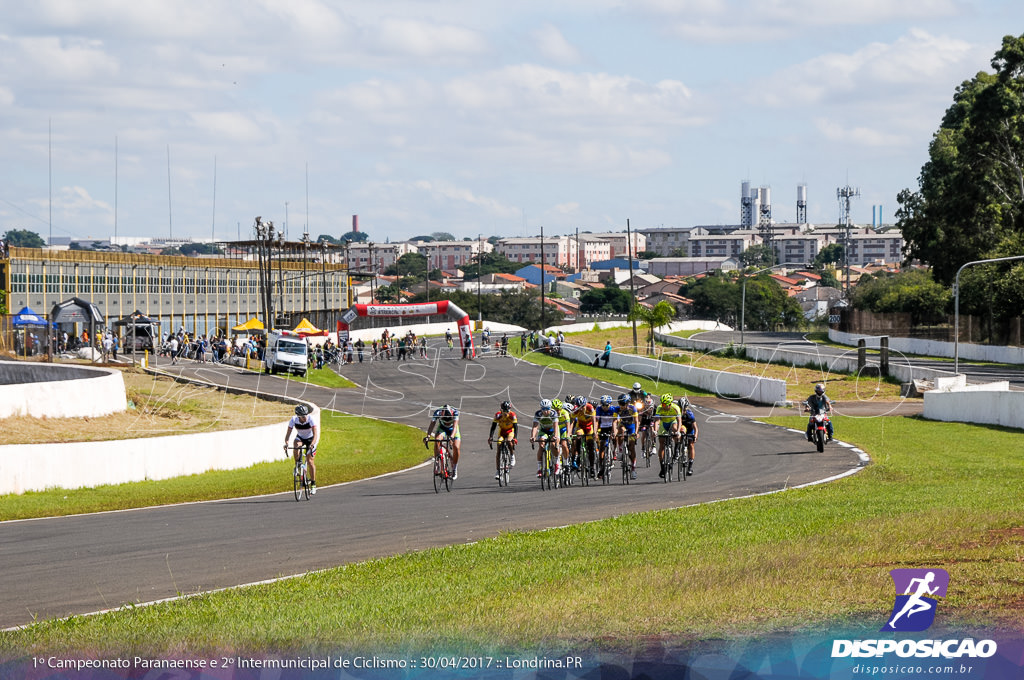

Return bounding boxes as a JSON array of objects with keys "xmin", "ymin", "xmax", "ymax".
[
  {"xmin": 554, "ymin": 202, "xmax": 580, "ymax": 214},
  {"xmin": 189, "ymin": 112, "xmax": 270, "ymax": 144},
  {"xmin": 411, "ymin": 179, "xmax": 520, "ymax": 218},
  {"xmin": 371, "ymin": 17, "xmax": 489, "ymax": 58},
  {"xmin": 814, "ymin": 118, "xmax": 905, "ymax": 148},
  {"xmin": 531, "ymin": 24, "xmax": 582, "ymax": 64}
]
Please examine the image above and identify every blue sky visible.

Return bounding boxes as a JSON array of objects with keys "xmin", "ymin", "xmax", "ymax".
[{"xmin": 0, "ymin": 1, "xmax": 1017, "ymax": 244}]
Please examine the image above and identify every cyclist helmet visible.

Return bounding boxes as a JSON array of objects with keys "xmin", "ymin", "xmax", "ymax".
[
  {"xmin": 552, "ymin": 398, "xmax": 563, "ymax": 411},
  {"xmin": 500, "ymin": 400, "xmax": 511, "ymax": 412},
  {"xmin": 660, "ymin": 393, "xmax": 673, "ymax": 405},
  {"xmin": 632, "ymin": 382, "xmax": 642, "ymax": 391},
  {"xmin": 677, "ymin": 396, "xmax": 690, "ymax": 410},
  {"xmin": 574, "ymin": 395, "xmax": 587, "ymax": 408},
  {"xmin": 814, "ymin": 383, "xmax": 825, "ymax": 395},
  {"xmin": 294, "ymin": 404, "xmax": 310, "ymax": 416},
  {"xmin": 600, "ymin": 395, "xmax": 613, "ymax": 405},
  {"xmin": 441, "ymin": 403, "xmax": 454, "ymax": 416},
  {"xmin": 617, "ymin": 393, "xmax": 629, "ymax": 405},
  {"xmin": 540, "ymin": 398, "xmax": 552, "ymax": 410}
]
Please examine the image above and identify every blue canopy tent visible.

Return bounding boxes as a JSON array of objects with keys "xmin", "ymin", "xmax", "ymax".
[{"xmin": 11, "ymin": 306, "xmax": 51, "ymax": 356}]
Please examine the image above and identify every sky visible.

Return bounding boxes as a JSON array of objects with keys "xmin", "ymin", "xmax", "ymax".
[{"xmin": 0, "ymin": 0, "xmax": 1018, "ymax": 245}]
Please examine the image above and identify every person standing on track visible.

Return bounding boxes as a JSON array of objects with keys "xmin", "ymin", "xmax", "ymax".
[{"xmin": 284, "ymin": 404, "xmax": 320, "ymax": 494}]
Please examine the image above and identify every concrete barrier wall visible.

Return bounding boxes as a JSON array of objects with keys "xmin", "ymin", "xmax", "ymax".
[
  {"xmin": 0, "ymin": 361, "xmax": 127, "ymax": 419},
  {"xmin": 658, "ymin": 333, "xmax": 960, "ymax": 385},
  {"xmin": 558, "ymin": 342, "xmax": 788, "ymax": 405},
  {"xmin": 829, "ymin": 328, "xmax": 1024, "ymax": 365},
  {"xmin": 923, "ymin": 389, "xmax": 1024, "ymax": 430},
  {"xmin": 0, "ymin": 416, "xmax": 293, "ymax": 495}
]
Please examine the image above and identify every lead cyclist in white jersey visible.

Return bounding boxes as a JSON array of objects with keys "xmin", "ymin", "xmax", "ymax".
[{"xmin": 285, "ymin": 404, "xmax": 320, "ymax": 494}]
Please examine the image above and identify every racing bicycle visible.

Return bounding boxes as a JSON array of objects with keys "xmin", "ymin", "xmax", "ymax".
[{"xmin": 426, "ymin": 433, "xmax": 455, "ymax": 493}]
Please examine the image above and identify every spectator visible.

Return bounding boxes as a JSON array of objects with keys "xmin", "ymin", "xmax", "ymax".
[
  {"xmin": 602, "ymin": 340, "xmax": 612, "ymax": 368},
  {"xmin": 355, "ymin": 338, "xmax": 365, "ymax": 362}
]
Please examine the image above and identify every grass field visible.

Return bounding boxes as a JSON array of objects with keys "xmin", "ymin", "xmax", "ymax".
[
  {"xmin": 0, "ymin": 411, "xmax": 426, "ymax": 521},
  {"xmin": 523, "ymin": 327, "xmax": 903, "ymax": 402},
  {"xmin": 3, "ymin": 415, "xmax": 1021, "ymax": 656}
]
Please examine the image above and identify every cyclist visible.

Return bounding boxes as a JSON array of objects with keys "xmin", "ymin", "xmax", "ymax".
[
  {"xmin": 425, "ymin": 403, "xmax": 462, "ymax": 480},
  {"xmin": 594, "ymin": 395, "xmax": 619, "ymax": 479},
  {"xmin": 677, "ymin": 396, "xmax": 699, "ymax": 476},
  {"xmin": 804, "ymin": 383, "xmax": 834, "ymax": 442},
  {"xmin": 445, "ymin": 329, "xmax": 454, "ymax": 352},
  {"xmin": 616, "ymin": 393, "xmax": 640, "ymax": 480},
  {"xmin": 531, "ymin": 398, "xmax": 561, "ymax": 478},
  {"xmin": 552, "ymin": 398, "xmax": 573, "ymax": 472},
  {"xmin": 488, "ymin": 400, "xmax": 519, "ymax": 479},
  {"xmin": 284, "ymin": 404, "xmax": 320, "ymax": 494},
  {"xmin": 653, "ymin": 393, "xmax": 682, "ymax": 479},
  {"xmin": 570, "ymin": 395, "xmax": 597, "ymax": 476}
]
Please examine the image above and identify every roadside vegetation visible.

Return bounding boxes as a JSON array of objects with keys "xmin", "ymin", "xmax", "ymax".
[
  {"xmin": 3, "ymin": 416, "xmax": 1020, "ymax": 655},
  {"xmin": 539, "ymin": 327, "xmax": 904, "ymax": 402}
]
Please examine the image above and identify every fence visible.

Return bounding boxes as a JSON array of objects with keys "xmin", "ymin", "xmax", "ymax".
[{"xmin": 834, "ymin": 309, "xmax": 1024, "ymax": 347}]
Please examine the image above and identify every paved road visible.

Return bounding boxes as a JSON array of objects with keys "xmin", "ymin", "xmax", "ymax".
[
  {"xmin": 0, "ymin": 342, "xmax": 870, "ymax": 629},
  {"xmin": 694, "ymin": 330, "xmax": 1024, "ymax": 390}
]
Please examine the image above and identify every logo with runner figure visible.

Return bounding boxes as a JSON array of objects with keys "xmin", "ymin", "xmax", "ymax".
[{"xmin": 882, "ymin": 568, "xmax": 949, "ymax": 632}]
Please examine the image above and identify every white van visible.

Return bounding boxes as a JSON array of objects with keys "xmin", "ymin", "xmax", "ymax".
[{"xmin": 264, "ymin": 330, "xmax": 308, "ymax": 376}]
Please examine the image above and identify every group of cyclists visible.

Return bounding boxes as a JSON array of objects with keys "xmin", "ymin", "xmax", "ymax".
[{"xmin": 478, "ymin": 382, "xmax": 698, "ymax": 483}]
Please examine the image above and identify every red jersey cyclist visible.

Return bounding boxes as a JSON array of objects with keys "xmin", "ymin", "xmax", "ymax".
[
  {"xmin": 284, "ymin": 404, "xmax": 320, "ymax": 494},
  {"xmin": 488, "ymin": 400, "xmax": 519, "ymax": 478}
]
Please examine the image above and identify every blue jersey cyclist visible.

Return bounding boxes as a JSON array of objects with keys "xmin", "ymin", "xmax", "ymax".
[
  {"xmin": 425, "ymin": 403, "xmax": 462, "ymax": 480},
  {"xmin": 594, "ymin": 395, "xmax": 619, "ymax": 478},
  {"xmin": 531, "ymin": 398, "xmax": 562, "ymax": 478},
  {"xmin": 677, "ymin": 396, "xmax": 699, "ymax": 476},
  {"xmin": 616, "ymin": 393, "xmax": 640, "ymax": 479}
]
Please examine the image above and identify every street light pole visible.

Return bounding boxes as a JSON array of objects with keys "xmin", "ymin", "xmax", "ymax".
[{"xmin": 954, "ymin": 254, "xmax": 1024, "ymax": 373}]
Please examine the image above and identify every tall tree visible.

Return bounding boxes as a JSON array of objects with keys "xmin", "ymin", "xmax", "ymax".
[{"xmin": 898, "ymin": 34, "xmax": 1024, "ymax": 293}]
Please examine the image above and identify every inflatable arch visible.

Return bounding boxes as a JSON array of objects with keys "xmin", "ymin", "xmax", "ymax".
[{"xmin": 337, "ymin": 301, "xmax": 476, "ymax": 358}]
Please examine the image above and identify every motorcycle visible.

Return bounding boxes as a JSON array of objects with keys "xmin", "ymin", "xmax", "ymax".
[{"xmin": 803, "ymin": 401, "xmax": 831, "ymax": 453}]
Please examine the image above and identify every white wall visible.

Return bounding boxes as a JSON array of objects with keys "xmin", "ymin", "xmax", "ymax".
[
  {"xmin": 0, "ymin": 361, "xmax": 127, "ymax": 419},
  {"xmin": 924, "ymin": 387, "xmax": 1024, "ymax": 430},
  {"xmin": 0, "ymin": 415, "xmax": 293, "ymax": 495},
  {"xmin": 829, "ymin": 328, "xmax": 1024, "ymax": 365},
  {"xmin": 558, "ymin": 342, "xmax": 787, "ymax": 405}
]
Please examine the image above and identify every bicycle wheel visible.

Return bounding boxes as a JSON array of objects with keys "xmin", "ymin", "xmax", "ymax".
[
  {"xmin": 497, "ymin": 443, "xmax": 508, "ymax": 487},
  {"xmin": 303, "ymin": 471, "xmax": 312, "ymax": 499},
  {"xmin": 677, "ymin": 441, "xmax": 686, "ymax": 482},
  {"xmin": 443, "ymin": 443, "xmax": 453, "ymax": 492},
  {"xmin": 578, "ymin": 442, "xmax": 590, "ymax": 487},
  {"xmin": 433, "ymin": 451, "xmax": 442, "ymax": 493},
  {"xmin": 621, "ymin": 453, "xmax": 629, "ymax": 485},
  {"xmin": 293, "ymin": 461, "xmax": 303, "ymax": 501}
]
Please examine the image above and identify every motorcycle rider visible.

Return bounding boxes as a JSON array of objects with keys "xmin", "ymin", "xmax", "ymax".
[{"xmin": 804, "ymin": 383, "xmax": 834, "ymax": 442}]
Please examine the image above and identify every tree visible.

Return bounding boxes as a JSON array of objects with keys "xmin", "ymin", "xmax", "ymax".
[
  {"xmin": 898, "ymin": 34, "xmax": 1024, "ymax": 293},
  {"xmin": 179, "ymin": 242, "xmax": 223, "ymax": 256},
  {"xmin": 3, "ymin": 229, "xmax": 45, "ymax": 248},
  {"xmin": 739, "ymin": 244, "xmax": 776, "ymax": 268},
  {"xmin": 628, "ymin": 301, "xmax": 677, "ymax": 354},
  {"xmin": 339, "ymin": 230, "xmax": 368, "ymax": 243},
  {"xmin": 431, "ymin": 231, "xmax": 455, "ymax": 242},
  {"xmin": 579, "ymin": 287, "xmax": 632, "ymax": 314},
  {"xmin": 851, "ymin": 269, "xmax": 952, "ymax": 325},
  {"xmin": 681, "ymin": 272, "xmax": 802, "ymax": 330},
  {"xmin": 384, "ymin": 252, "xmax": 428, "ymax": 279},
  {"xmin": 813, "ymin": 243, "xmax": 844, "ymax": 269},
  {"xmin": 461, "ymin": 251, "xmax": 520, "ymax": 278}
]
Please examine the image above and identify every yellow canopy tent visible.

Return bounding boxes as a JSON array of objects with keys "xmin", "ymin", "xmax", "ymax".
[
  {"xmin": 293, "ymin": 318, "xmax": 328, "ymax": 337},
  {"xmin": 231, "ymin": 317, "xmax": 265, "ymax": 333}
]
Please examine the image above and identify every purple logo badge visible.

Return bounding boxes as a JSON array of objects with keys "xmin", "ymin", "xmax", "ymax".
[{"xmin": 882, "ymin": 568, "xmax": 949, "ymax": 632}]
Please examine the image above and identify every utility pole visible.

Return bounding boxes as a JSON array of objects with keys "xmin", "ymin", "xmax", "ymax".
[
  {"xmin": 837, "ymin": 184, "xmax": 860, "ymax": 299},
  {"xmin": 539, "ymin": 225, "xmax": 546, "ymax": 333},
  {"xmin": 626, "ymin": 219, "xmax": 638, "ymax": 350}
]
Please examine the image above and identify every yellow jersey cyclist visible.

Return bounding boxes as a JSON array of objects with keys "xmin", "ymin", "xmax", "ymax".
[
  {"xmin": 488, "ymin": 400, "xmax": 519, "ymax": 479},
  {"xmin": 677, "ymin": 396, "xmax": 699, "ymax": 476},
  {"xmin": 424, "ymin": 404, "xmax": 461, "ymax": 480},
  {"xmin": 552, "ymin": 398, "xmax": 573, "ymax": 472},
  {"xmin": 531, "ymin": 398, "xmax": 561, "ymax": 478},
  {"xmin": 616, "ymin": 393, "xmax": 640, "ymax": 480},
  {"xmin": 284, "ymin": 404, "xmax": 320, "ymax": 495},
  {"xmin": 653, "ymin": 393, "xmax": 682, "ymax": 479}
]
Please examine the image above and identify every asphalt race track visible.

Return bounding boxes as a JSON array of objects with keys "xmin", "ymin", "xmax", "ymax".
[{"xmin": 0, "ymin": 341, "xmax": 866, "ymax": 629}]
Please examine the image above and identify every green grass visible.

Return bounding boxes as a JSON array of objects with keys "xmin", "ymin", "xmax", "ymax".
[
  {"xmin": 0, "ymin": 413, "xmax": 425, "ymax": 521},
  {"xmin": 263, "ymin": 364, "xmax": 358, "ymax": 388},
  {"xmin": 516, "ymin": 347, "xmax": 717, "ymax": 398},
  {"xmin": 4, "ymin": 416, "xmax": 1021, "ymax": 656}
]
